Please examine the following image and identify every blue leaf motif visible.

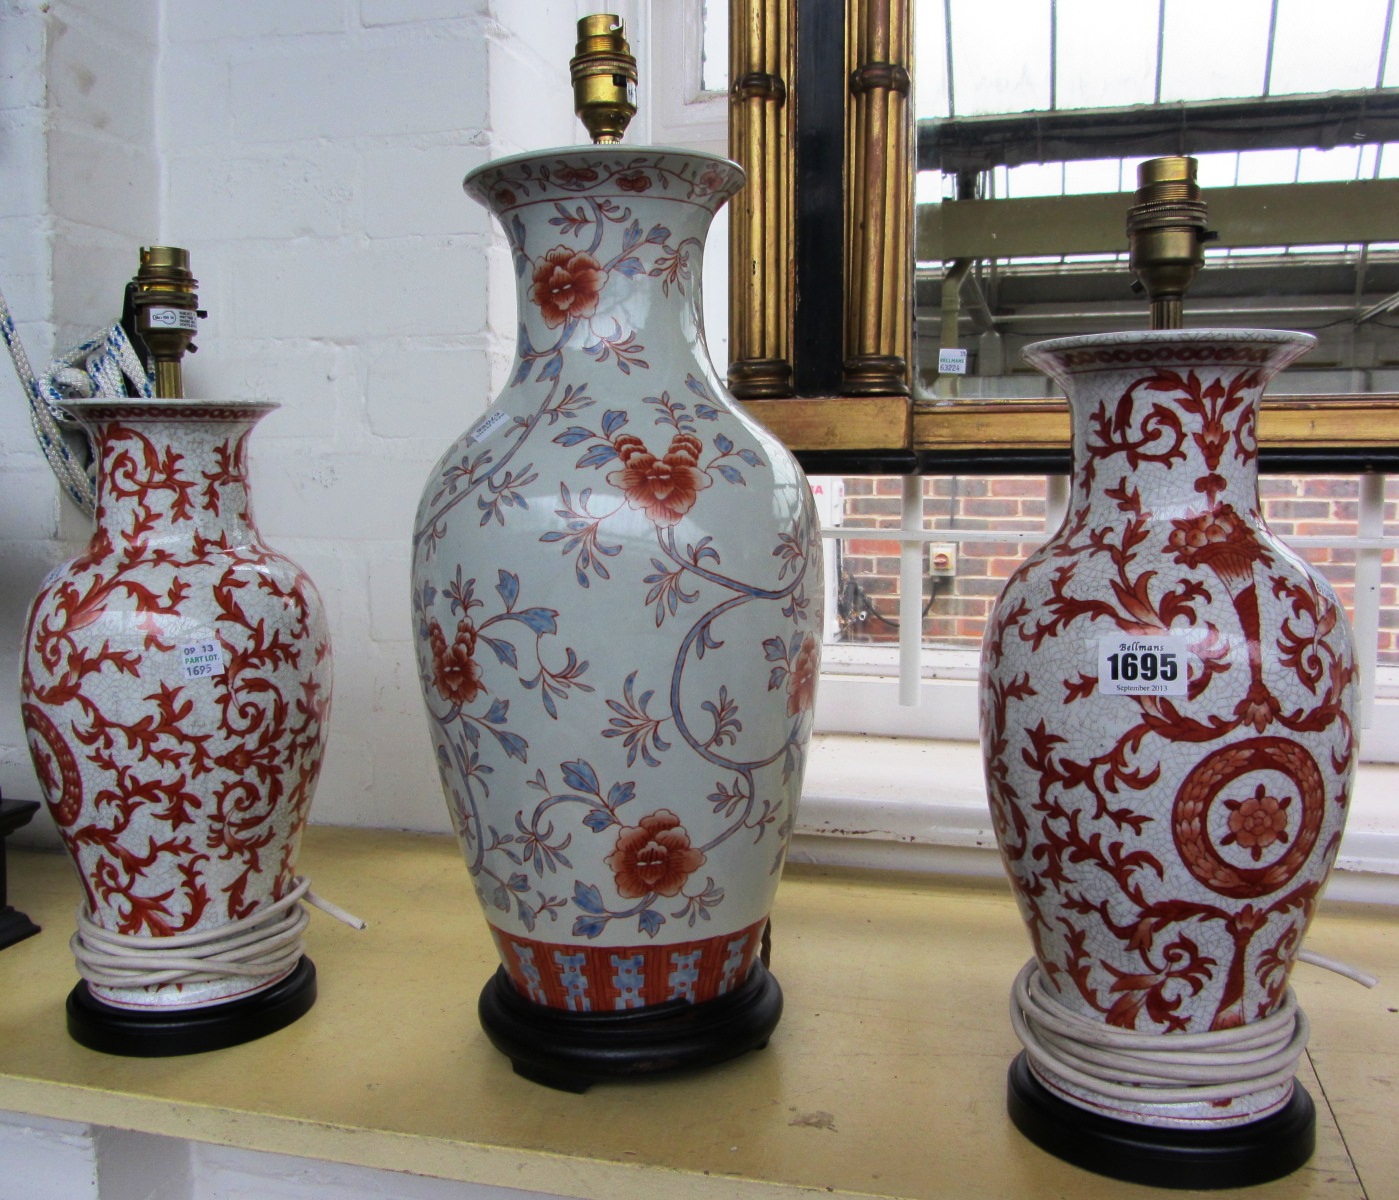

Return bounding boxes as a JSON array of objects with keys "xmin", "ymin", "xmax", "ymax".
[
  {"xmin": 769, "ymin": 666, "xmax": 788, "ymax": 691},
  {"xmin": 480, "ymin": 635, "xmax": 518, "ymax": 669},
  {"xmin": 601, "ymin": 409, "xmax": 628, "ymax": 437},
  {"xmin": 614, "ymin": 256, "xmax": 645, "ymax": 277},
  {"xmin": 508, "ymin": 872, "xmax": 530, "ymax": 893},
  {"xmin": 583, "ymin": 809, "xmax": 618, "ymax": 832},
  {"xmin": 763, "ymin": 636, "xmax": 787, "ymax": 662},
  {"xmin": 561, "ymin": 760, "xmax": 600, "ymax": 795},
  {"xmin": 645, "ymin": 224, "xmax": 670, "ymax": 243},
  {"xmin": 515, "ymin": 607, "xmax": 558, "ymax": 635},
  {"xmin": 496, "ymin": 571, "xmax": 519, "ymax": 611},
  {"xmin": 638, "ymin": 908, "xmax": 664, "ymax": 938},
  {"xmin": 695, "ymin": 404, "xmax": 719, "ymax": 420},
  {"xmin": 554, "ymin": 426, "xmax": 593, "ymax": 447},
  {"xmin": 715, "ymin": 433, "xmax": 734, "ymax": 454},
  {"xmin": 573, "ymin": 880, "xmax": 606, "ymax": 914},
  {"xmin": 483, "ymin": 697, "xmax": 510, "ymax": 725},
  {"xmin": 538, "ymin": 354, "xmax": 563, "ymax": 382},
  {"xmin": 717, "ymin": 464, "xmax": 746, "ymax": 486},
  {"xmin": 492, "ymin": 728, "xmax": 529, "ymax": 762},
  {"xmin": 573, "ymin": 914, "xmax": 607, "ymax": 939},
  {"xmin": 577, "ymin": 444, "xmax": 619, "ymax": 469}
]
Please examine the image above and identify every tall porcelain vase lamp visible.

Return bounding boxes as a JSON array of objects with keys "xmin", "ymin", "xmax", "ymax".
[
  {"xmin": 410, "ymin": 16, "xmax": 822, "ymax": 1090},
  {"xmin": 20, "ymin": 248, "xmax": 335, "ymax": 1055},
  {"xmin": 979, "ymin": 158, "xmax": 1360, "ymax": 1188}
]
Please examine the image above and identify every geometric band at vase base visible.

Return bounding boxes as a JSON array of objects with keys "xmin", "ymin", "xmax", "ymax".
[
  {"xmin": 65, "ymin": 956, "xmax": 317, "ymax": 1058},
  {"xmin": 477, "ymin": 961, "xmax": 783, "ymax": 1093},
  {"xmin": 1006, "ymin": 1051, "xmax": 1316, "ymax": 1190}
]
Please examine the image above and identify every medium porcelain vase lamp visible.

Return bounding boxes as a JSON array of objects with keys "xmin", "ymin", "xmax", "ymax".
[
  {"xmin": 20, "ymin": 248, "xmax": 334, "ymax": 1055},
  {"xmin": 979, "ymin": 159, "xmax": 1358, "ymax": 1188},
  {"xmin": 409, "ymin": 16, "xmax": 822, "ymax": 1090}
]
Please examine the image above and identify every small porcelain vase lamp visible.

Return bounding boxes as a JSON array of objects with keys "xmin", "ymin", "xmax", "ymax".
[
  {"xmin": 979, "ymin": 159, "xmax": 1358, "ymax": 1187},
  {"xmin": 409, "ymin": 16, "xmax": 823, "ymax": 1090},
  {"xmin": 20, "ymin": 248, "xmax": 334, "ymax": 1055}
]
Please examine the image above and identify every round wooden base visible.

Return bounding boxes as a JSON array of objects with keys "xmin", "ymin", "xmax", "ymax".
[
  {"xmin": 1006, "ymin": 1051, "xmax": 1316, "ymax": 1190},
  {"xmin": 66, "ymin": 957, "xmax": 317, "ymax": 1057},
  {"xmin": 478, "ymin": 961, "xmax": 783, "ymax": 1092}
]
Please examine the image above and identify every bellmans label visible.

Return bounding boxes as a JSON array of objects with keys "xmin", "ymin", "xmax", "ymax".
[
  {"xmin": 180, "ymin": 640, "xmax": 226, "ymax": 681},
  {"xmin": 1097, "ymin": 634, "xmax": 1190, "ymax": 696}
]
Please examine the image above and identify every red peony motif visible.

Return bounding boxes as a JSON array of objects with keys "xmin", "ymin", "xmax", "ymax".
[
  {"xmin": 787, "ymin": 634, "xmax": 819, "ymax": 717},
  {"xmin": 616, "ymin": 171, "xmax": 652, "ymax": 192},
  {"xmin": 606, "ymin": 432, "xmax": 712, "ymax": 526},
  {"xmin": 529, "ymin": 246, "xmax": 606, "ymax": 328},
  {"xmin": 429, "ymin": 618, "xmax": 485, "ymax": 706},
  {"xmin": 494, "ymin": 187, "xmax": 517, "ymax": 207},
  {"xmin": 1221, "ymin": 784, "xmax": 1291, "ymax": 861},
  {"xmin": 1165, "ymin": 504, "xmax": 1268, "ymax": 589},
  {"xmin": 555, "ymin": 165, "xmax": 599, "ymax": 185},
  {"xmin": 695, "ymin": 165, "xmax": 728, "ymax": 194},
  {"xmin": 606, "ymin": 809, "xmax": 706, "ymax": 898}
]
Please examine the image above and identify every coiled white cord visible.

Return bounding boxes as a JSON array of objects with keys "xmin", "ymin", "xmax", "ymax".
[
  {"xmin": 71, "ymin": 877, "xmax": 365, "ymax": 993},
  {"xmin": 1010, "ymin": 958, "xmax": 1310, "ymax": 1105}
]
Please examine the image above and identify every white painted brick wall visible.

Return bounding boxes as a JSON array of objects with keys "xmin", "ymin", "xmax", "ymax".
[{"xmin": 0, "ymin": 0, "xmax": 621, "ymax": 847}]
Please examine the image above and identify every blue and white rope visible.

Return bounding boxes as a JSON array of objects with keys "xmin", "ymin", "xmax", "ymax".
[{"xmin": 0, "ymin": 279, "xmax": 153, "ymax": 514}]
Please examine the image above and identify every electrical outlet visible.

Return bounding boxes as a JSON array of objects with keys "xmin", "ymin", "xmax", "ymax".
[{"xmin": 928, "ymin": 542, "xmax": 957, "ymax": 577}]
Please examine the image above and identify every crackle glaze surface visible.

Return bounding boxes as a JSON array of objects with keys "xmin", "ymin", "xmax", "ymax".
[
  {"xmin": 980, "ymin": 330, "xmax": 1358, "ymax": 1126},
  {"xmin": 410, "ymin": 148, "xmax": 822, "ymax": 1011},
  {"xmin": 21, "ymin": 400, "xmax": 333, "ymax": 1010}
]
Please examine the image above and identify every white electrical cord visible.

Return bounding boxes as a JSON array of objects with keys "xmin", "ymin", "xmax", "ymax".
[
  {"xmin": 1, "ymin": 278, "xmax": 154, "ymax": 515},
  {"xmin": 71, "ymin": 877, "xmax": 365, "ymax": 993},
  {"xmin": 1010, "ymin": 958, "xmax": 1310, "ymax": 1106}
]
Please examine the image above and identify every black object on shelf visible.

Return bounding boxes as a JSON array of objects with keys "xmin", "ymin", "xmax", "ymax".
[
  {"xmin": 0, "ymin": 795, "xmax": 41, "ymax": 951},
  {"xmin": 478, "ymin": 961, "xmax": 783, "ymax": 1093}
]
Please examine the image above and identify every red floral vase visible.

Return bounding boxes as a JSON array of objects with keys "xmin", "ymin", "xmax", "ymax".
[
  {"xmin": 410, "ymin": 148, "xmax": 822, "ymax": 1087},
  {"xmin": 21, "ymin": 398, "xmax": 332, "ymax": 1054},
  {"xmin": 980, "ymin": 330, "xmax": 1357, "ymax": 1185}
]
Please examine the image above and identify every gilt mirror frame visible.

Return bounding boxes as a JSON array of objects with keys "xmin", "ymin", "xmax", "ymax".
[{"xmin": 725, "ymin": 0, "xmax": 1399, "ymax": 475}]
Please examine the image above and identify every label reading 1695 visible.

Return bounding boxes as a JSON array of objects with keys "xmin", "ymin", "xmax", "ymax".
[{"xmin": 1097, "ymin": 635, "xmax": 1189, "ymax": 696}]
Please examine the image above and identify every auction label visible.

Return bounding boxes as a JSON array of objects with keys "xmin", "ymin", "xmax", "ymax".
[
  {"xmin": 180, "ymin": 640, "xmax": 226, "ymax": 681},
  {"xmin": 1097, "ymin": 634, "xmax": 1189, "ymax": 696}
]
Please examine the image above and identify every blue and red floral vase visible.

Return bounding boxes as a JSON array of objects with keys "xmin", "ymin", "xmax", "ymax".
[{"xmin": 410, "ymin": 147, "xmax": 821, "ymax": 1074}]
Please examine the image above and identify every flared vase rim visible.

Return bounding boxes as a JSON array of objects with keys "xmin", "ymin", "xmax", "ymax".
[
  {"xmin": 1023, "ymin": 327, "xmax": 1316, "ymax": 363},
  {"xmin": 463, "ymin": 144, "xmax": 746, "ymax": 208},
  {"xmin": 58, "ymin": 397, "xmax": 279, "ymax": 421}
]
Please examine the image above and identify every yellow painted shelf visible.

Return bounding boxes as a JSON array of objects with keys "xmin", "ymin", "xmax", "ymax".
[{"xmin": 1, "ymin": 826, "xmax": 1396, "ymax": 1199}]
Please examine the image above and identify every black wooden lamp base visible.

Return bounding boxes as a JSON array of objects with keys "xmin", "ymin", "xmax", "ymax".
[
  {"xmin": 1006, "ymin": 1051, "xmax": 1316, "ymax": 1190},
  {"xmin": 66, "ymin": 956, "xmax": 317, "ymax": 1057},
  {"xmin": 478, "ymin": 961, "xmax": 783, "ymax": 1092}
]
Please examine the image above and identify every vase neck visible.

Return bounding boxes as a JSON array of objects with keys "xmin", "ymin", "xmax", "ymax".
[
  {"xmin": 469, "ymin": 150, "xmax": 740, "ymax": 390},
  {"xmin": 77, "ymin": 403, "xmax": 270, "ymax": 549},
  {"xmin": 1067, "ymin": 376, "xmax": 1262, "ymax": 519}
]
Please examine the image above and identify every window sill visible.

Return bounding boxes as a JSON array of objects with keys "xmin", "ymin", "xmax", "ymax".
[
  {"xmin": 0, "ymin": 826, "xmax": 1394, "ymax": 1198},
  {"xmin": 795, "ymin": 733, "xmax": 1399, "ymax": 905}
]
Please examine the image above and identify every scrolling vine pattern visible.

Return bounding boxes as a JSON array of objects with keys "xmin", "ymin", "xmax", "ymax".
[
  {"xmin": 982, "ymin": 355, "xmax": 1356, "ymax": 1036},
  {"xmin": 21, "ymin": 408, "xmax": 332, "ymax": 1000}
]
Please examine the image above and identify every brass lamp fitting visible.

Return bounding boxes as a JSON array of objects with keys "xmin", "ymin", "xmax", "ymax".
[
  {"xmin": 129, "ymin": 246, "xmax": 203, "ymax": 398},
  {"xmin": 571, "ymin": 14, "xmax": 637, "ymax": 144},
  {"xmin": 1126, "ymin": 157, "xmax": 1217, "ymax": 330}
]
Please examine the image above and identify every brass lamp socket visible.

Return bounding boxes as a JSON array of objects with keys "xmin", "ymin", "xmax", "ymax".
[
  {"xmin": 1126, "ymin": 157, "xmax": 1216, "ymax": 330},
  {"xmin": 571, "ymin": 14, "xmax": 637, "ymax": 145},
  {"xmin": 130, "ymin": 245, "xmax": 202, "ymax": 399}
]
